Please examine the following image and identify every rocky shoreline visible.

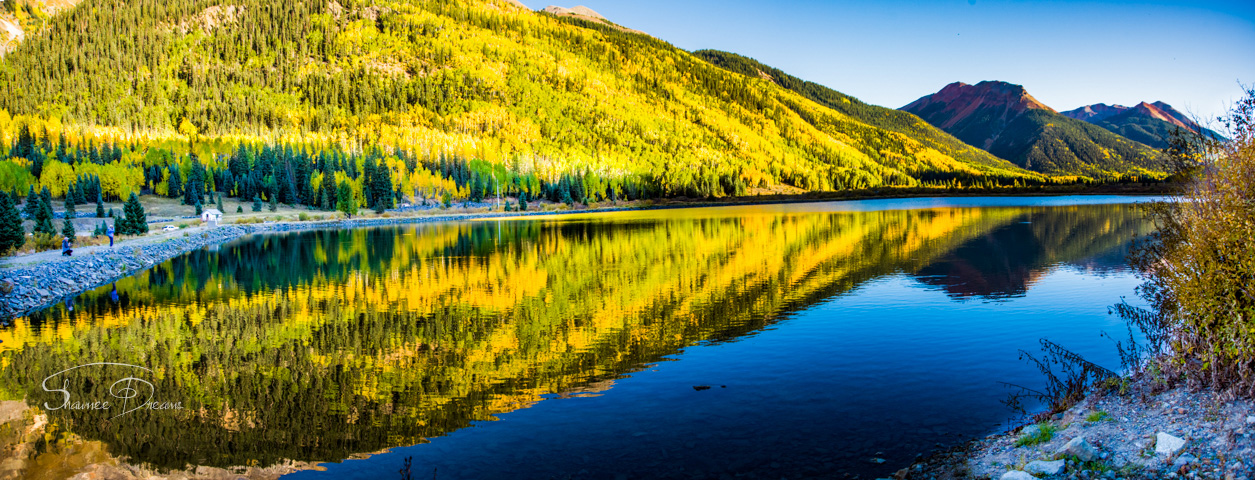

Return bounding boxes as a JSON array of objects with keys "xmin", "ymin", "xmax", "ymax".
[
  {"xmin": 899, "ymin": 379, "xmax": 1254, "ymax": 480},
  {"xmin": 0, "ymin": 207, "xmax": 635, "ymax": 320}
]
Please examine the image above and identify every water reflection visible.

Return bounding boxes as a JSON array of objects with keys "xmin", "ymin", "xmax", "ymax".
[
  {"xmin": 0, "ymin": 200, "xmax": 1151, "ymax": 476},
  {"xmin": 913, "ymin": 206, "xmax": 1147, "ymax": 299}
]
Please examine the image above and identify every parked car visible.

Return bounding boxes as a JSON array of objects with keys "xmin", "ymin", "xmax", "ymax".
[{"xmin": 163, "ymin": 225, "xmax": 179, "ymax": 232}]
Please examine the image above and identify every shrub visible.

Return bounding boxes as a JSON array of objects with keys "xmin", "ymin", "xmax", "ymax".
[
  {"xmin": 30, "ymin": 232, "xmax": 60, "ymax": 252},
  {"xmin": 1116, "ymin": 87, "xmax": 1255, "ymax": 396}
]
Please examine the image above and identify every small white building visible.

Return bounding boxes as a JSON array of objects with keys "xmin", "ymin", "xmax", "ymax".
[{"xmin": 201, "ymin": 208, "xmax": 223, "ymax": 227}]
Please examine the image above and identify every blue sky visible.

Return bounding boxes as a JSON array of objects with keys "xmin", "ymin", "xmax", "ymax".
[{"xmin": 520, "ymin": 0, "xmax": 1255, "ymax": 122}]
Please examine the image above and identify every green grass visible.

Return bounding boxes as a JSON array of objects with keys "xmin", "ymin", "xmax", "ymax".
[
  {"xmin": 1014, "ymin": 423, "xmax": 1057, "ymax": 447},
  {"xmin": 1085, "ymin": 410, "xmax": 1112, "ymax": 422}
]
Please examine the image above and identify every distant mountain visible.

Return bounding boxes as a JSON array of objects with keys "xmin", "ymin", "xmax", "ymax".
[
  {"xmin": 1062, "ymin": 101, "xmax": 1221, "ymax": 149},
  {"xmin": 902, "ymin": 81, "xmax": 1164, "ymax": 178},
  {"xmin": 693, "ymin": 51, "xmax": 1034, "ymax": 179}
]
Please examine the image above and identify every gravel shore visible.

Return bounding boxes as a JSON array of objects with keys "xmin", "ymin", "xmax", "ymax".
[{"xmin": 901, "ymin": 379, "xmax": 1254, "ymax": 480}]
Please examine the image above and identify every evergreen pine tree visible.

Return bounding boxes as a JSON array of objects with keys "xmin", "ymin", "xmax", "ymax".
[
  {"xmin": 40, "ymin": 187, "xmax": 51, "ymax": 216},
  {"xmin": 63, "ymin": 191, "xmax": 75, "ymax": 218},
  {"xmin": 121, "ymin": 193, "xmax": 147, "ymax": 235},
  {"xmin": 168, "ymin": 164, "xmax": 183, "ymax": 199},
  {"xmin": 216, "ymin": 193, "xmax": 224, "ymax": 212},
  {"xmin": 33, "ymin": 196, "xmax": 55, "ymax": 236},
  {"xmin": 336, "ymin": 181, "xmax": 356, "ymax": 218},
  {"xmin": 252, "ymin": 196, "xmax": 262, "ymax": 212},
  {"xmin": 378, "ymin": 164, "xmax": 394, "ymax": 209},
  {"xmin": 268, "ymin": 195, "xmax": 277, "ymax": 212},
  {"xmin": 0, "ymin": 193, "xmax": 25, "ymax": 253},
  {"xmin": 236, "ymin": 205, "xmax": 243, "ymax": 213},
  {"xmin": 195, "ymin": 202, "xmax": 203, "ymax": 216},
  {"xmin": 61, "ymin": 218, "xmax": 75, "ymax": 244},
  {"xmin": 96, "ymin": 192, "xmax": 105, "ymax": 217},
  {"xmin": 23, "ymin": 186, "xmax": 38, "ymax": 218},
  {"xmin": 115, "ymin": 213, "xmax": 129, "ymax": 236}
]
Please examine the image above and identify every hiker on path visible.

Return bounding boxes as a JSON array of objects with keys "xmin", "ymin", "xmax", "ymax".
[
  {"xmin": 61, "ymin": 236, "xmax": 73, "ymax": 256},
  {"xmin": 107, "ymin": 222, "xmax": 115, "ymax": 247}
]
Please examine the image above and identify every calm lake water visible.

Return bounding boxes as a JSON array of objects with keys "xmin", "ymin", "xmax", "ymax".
[{"xmin": 0, "ymin": 195, "xmax": 1156, "ymax": 479}]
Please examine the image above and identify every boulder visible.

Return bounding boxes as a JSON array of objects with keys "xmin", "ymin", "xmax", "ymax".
[
  {"xmin": 1155, "ymin": 432, "xmax": 1187, "ymax": 456},
  {"xmin": 1172, "ymin": 454, "xmax": 1198, "ymax": 467},
  {"xmin": 1025, "ymin": 459, "xmax": 1066, "ymax": 475},
  {"xmin": 1000, "ymin": 471, "xmax": 1036, "ymax": 480},
  {"xmin": 1021, "ymin": 424, "xmax": 1041, "ymax": 438},
  {"xmin": 1057, "ymin": 436, "xmax": 1099, "ymax": 462}
]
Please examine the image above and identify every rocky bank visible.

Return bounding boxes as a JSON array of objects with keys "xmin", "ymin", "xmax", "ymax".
[{"xmin": 899, "ymin": 380, "xmax": 1254, "ymax": 480}]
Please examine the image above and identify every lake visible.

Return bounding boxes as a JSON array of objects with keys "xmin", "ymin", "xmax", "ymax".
[{"xmin": 0, "ymin": 195, "xmax": 1156, "ymax": 479}]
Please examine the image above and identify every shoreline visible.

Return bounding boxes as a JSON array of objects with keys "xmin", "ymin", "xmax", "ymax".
[
  {"xmin": 0, "ymin": 190, "xmax": 1166, "ymax": 321},
  {"xmin": 899, "ymin": 377, "xmax": 1254, "ymax": 479}
]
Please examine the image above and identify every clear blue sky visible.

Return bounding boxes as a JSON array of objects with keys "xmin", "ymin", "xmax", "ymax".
[{"xmin": 520, "ymin": 0, "xmax": 1255, "ymax": 122}]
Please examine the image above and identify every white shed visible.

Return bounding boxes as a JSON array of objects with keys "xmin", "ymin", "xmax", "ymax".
[{"xmin": 201, "ymin": 208, "xmax": 223, "ymax": 227}]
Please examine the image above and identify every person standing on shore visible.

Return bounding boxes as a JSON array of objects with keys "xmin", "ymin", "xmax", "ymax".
[
  {"xmin": 107, "ymin": 222, "xmax": 114, "ymax": 247},
  {"xmin": 61, "ymin": 236, "xmax": 73, "ymax": 256}
]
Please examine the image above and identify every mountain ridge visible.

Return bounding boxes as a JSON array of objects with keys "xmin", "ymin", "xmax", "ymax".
[
  {"xmin": 692, "ymin": 51, "xmax": 1032, "ymax": 178},
  {"xmin": 902, "ymin": 81, "xmax": 1164, "ymax": 177},
  {"xmin": 1061, "ymin": 101, "xmax": 1220, "ymax": 149}
]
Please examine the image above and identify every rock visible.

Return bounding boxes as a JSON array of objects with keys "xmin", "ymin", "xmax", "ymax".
[
  {"xmin": 1155, "ymin": 432, "xmax": 1187, "ymax": 456},
  {"xmin": 1172, "ymin": 454, "xmax": 1198, "ymax": 467},
  {"xmin": 1057, "ymin": 436, "xmax": 1099, "ymax": 462},
  {"xmin": 1246, "ymin": 415, "xmax": 1255, "ymax": 425},
  {"xmin": 1025, "ymin": 459, "xmax": 1066, "ymax": 475},
  {"xmin": 1000, "ymin": 471, "xmax": 1036, "ymax": 480},
  {"xmin": 1021, "ymin": 424, "xmax": 1041, "ymax": 438}
]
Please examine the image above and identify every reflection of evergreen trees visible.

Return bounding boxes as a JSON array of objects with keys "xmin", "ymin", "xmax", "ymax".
[{"xmin": 0, "ymin": 204, "xmax": 1147, "ymax": 471}]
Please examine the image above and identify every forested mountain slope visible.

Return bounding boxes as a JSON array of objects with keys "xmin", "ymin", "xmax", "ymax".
[
  {"xmin": 692, "ymin": 50, "xmax": 1030, "ymax": 183},
  {"xmin": 0, "ymin": 0, "xmax": 82, "ymax": 57},
  {"xmin": 0, "ymin": 0, "xmax": 1048, "ymax": 202},
  {"xmin": 902, "ymin": 82, "xmax": 1165, "ymax": 178}
]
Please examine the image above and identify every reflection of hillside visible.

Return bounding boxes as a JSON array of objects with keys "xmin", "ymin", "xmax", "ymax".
[
  {"xmin": 912, "ymin": 204, "xmax": 1150, "ymax": 299},
  {"xmin": 0, "ymin": 204, "xmax": 1141, "ymax": 472}
]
